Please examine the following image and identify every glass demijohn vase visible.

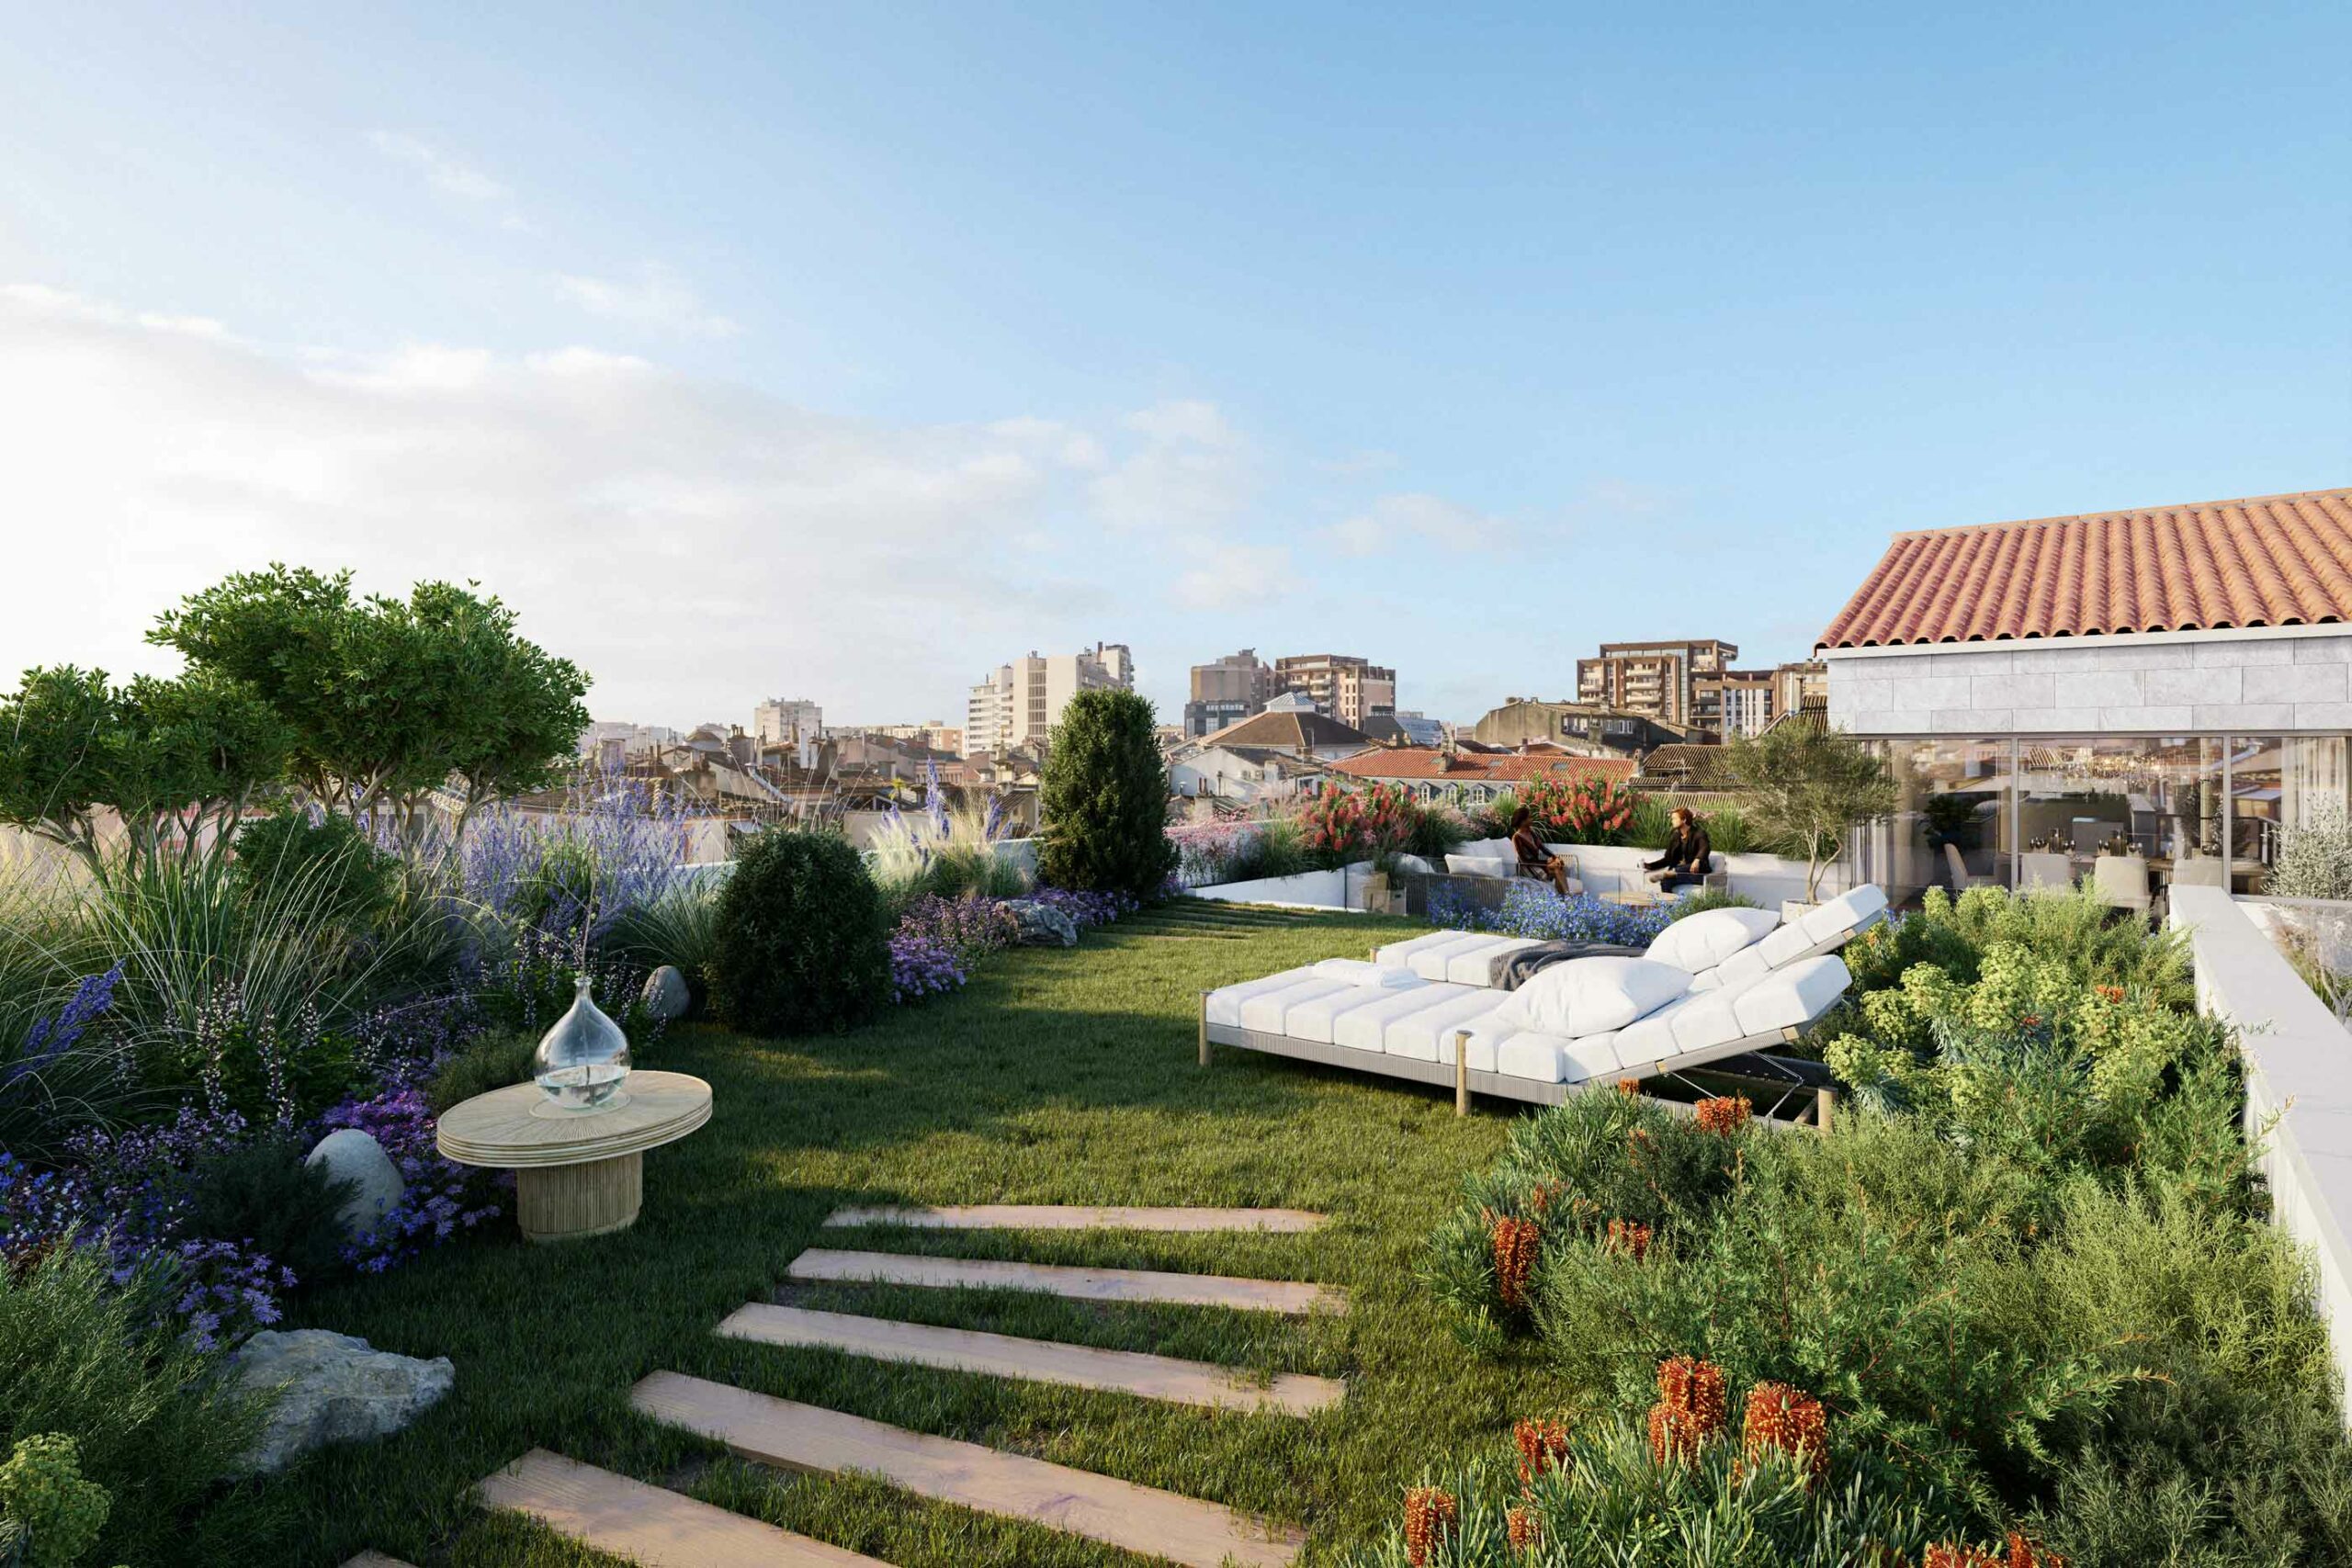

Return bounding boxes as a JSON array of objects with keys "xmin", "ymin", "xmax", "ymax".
[{"xmin": 534, "ymin": 974, "xmax": 631, "ymax": 1111}]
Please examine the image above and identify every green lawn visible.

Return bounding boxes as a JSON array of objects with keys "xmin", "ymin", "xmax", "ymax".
[{"xmin": 202, "ymin": 903, "xmax": 1582, "ymax": 1567}]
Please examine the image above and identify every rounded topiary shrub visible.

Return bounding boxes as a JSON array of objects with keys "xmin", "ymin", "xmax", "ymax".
[
  {"xmin": 1036, "ymin": 688, "xmax": 1178, "ymax": 898},
  {"xmin": 707, "ymin": 827, "xmax": 891, "ymax": 1035}
]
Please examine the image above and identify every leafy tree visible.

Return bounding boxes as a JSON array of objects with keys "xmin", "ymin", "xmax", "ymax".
[
  {"xmin": 1035, "ymin": 688, "xmax": 1177, "ymax": 897},
  {"xmin": 148, "ymin": 565, "xmax": 591, "ymax": 842},
  {"xmin": 707, "ymin": 828, "xmax": 891, "ymax": 1035},
  {"xmin": 0, "ymin": 665, "xmax": 289, "ymax": 875},
  {"xmin": 1722, "ymin": 718, "xmax": 1895, "ymax": 901}
]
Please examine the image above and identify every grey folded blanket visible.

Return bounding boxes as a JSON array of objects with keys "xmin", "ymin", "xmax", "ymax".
[{"xmin": 1492, "ymin": 941, "xmax": 1649, "ymax": 990}]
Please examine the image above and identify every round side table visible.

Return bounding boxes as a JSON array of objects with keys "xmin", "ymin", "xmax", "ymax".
[{"xmin": 435, "ymin": 1070, "xmax": 712, "ymax": 1243}]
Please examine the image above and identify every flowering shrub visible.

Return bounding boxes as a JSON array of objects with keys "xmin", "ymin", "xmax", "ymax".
[
  {"xmin": 1430, "ymin": 881, "xmax": 1673, "ymax": 946},
  {"xmin": 896, "ymin": 895, "xmax": 1019, "ymax": 963},
  {"xmin": 1029, "ymin": 885, "xmax": 1137, "ymax": 929},
  {"xmin": 888, "ymin": 931, "xmax": 967, "ymax": 1004},
  {"xmin": 318, "ymin": 1064, "xmax": 504, "ymax": 1274},
  {"xmin": 1521, "ymin": 773, "xmax": 1636, "ymax": 842},
  {"xmin": 0, "ymin": 1433, "xmax": 112, "ymax": 1568},
  {"xmin": 1298, "ymin": 783, "xmax": 1419, "ymax": 868}
]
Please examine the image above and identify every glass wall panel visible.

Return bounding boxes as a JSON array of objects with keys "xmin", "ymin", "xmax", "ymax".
[
  {"xmin": 1877, "ymin": 739, "xmax": 2011, "ymax": 901},
  {"xmin": 2233, "ymin": 736, "xmax": 2348, "ymax": 888},
  {"xmin": 2014, "ymin": 737, "xmax": 2222, "ymax": 897}
]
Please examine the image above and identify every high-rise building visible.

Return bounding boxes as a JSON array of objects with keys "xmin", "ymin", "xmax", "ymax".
[
  {"xmin": 1577, "ymin": 639, "xmax": 1737, "ymax": 731},
  {"xmin": 1705, "ymin": 670, "xmax": 1778, "ymax": 738},
  {"xmin": 1184, "ymin": 648, "xmax": 1273, "ymax": 737},
  {"xmin": 966, "ymin": 643, "xmax": 1134, "ymax": 755},
  {"xmin": 1272, "ymin": 653, "xmax": 1396, "ymax": 729},
  {"xmin": 752, "ymin": 698, "xmax": 823, "ymax": 746}
]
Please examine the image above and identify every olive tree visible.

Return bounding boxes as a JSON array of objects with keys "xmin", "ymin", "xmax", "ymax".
[{"xmin": 1722, "ymin": 718, "xmax": 1895, "ymax": 902}]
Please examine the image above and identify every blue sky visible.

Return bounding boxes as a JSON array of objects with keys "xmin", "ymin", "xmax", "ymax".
[{"xmin": 2, "ymin": 3, "xmax": 2346, "ymax": 728}]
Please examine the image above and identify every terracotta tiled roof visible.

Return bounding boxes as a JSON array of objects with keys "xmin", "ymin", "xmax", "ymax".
[
  {"xmin": 1196, "ymin": 710, "xmax": 1372, "ymax": 750},
  {"xmin": 1816, "ymin": 487, "xmax": 2352, "ymax": 649},
  {"xmin": 1329, "ymin": 749, "xmax": 1636, "ymax": 784}
]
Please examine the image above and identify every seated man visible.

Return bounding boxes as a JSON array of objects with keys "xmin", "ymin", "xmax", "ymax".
[
  {"xmin": 1644, "ymin": 806, "xmax": 1713, "ymax": 892},
  {"xmin": 1509, "ymin": 806, "xmax": 1575, "ymax": 897}
]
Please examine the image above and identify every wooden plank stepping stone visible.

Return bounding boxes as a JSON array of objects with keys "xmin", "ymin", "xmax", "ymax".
[
  {"xmin": 479, "ymin": 1449, "xmax": 888, "ymax": 1568},
  {"xmin": 341, "ymin": 1555, "xmax": 420, "ymax": 1568},
  {"xmin": 720, "ymin": 1303, "xmax": 1344, "ymax": 1416},
  {"xmin": 787, "ymin": 1248, "xmax": 1345, "ymax": 1315},
  {"xmin": 632, "ymin": 1371, "xmax": 1302, "ymax": 1568},
  {"xmin": 824, "ymin": 1204, "xmax": 1327, "ymax": 1234}
]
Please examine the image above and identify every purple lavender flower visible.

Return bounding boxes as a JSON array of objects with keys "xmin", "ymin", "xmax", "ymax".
[{"xmin": 3, "ymin": 963, "xmax": 124, "ymax": 1093}]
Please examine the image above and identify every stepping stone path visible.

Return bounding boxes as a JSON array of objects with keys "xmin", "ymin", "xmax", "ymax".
[
  {"xmin": 787, "ymin": 1247, "xmax": 1345, "ymax": 1314},
  {"xmin": 481, "ymin": 1449, "xmax": 889, "ymax": 1566},
  {"xmin": 632, "ymin": 1371, "xmax": 1304, "ymax": 1568},
  {"xmin": 823, "ymin": 1203, "xmax": 1328, "ymax": 1233},
  {"xmin": 720, "ymin": 1303, "xmax": 1345, "ymax": 1416},
  {"xmin": 478, "ymin": 1203, "xmax": 1337, "ymax": 1566},
  {"xmin": 341, "ymin": 1555, "xmax": 420, "ymax": 1568}
]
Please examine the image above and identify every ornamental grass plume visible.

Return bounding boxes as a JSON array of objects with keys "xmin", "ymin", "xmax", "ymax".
[
  {"xmin": 1513, "ymin": 1416, "xmax": 1570, "ymax": 1483},
  {"xmin": 1604, "ymin": 1218, "xmax": 1653, "ymax": 1260},
  {"xmin": 1694, "ymin": 1095, "xmax": 1752, "ymax": 1134},
  {"xmin": 1646, "ymin": 1355, "xmax": 1728, "ymax": 1464},
  {"xmin": 1490, "ymin": 1214, "xmax": 1541, "ymax": 1309},
  {"xmin": 1402, "ymin": 1486, "xmax": 1458, "ymax": 1566},
  {"xmin": 1739, "ymin": 1381, "xmax": 1829, "ymax": 1483}
]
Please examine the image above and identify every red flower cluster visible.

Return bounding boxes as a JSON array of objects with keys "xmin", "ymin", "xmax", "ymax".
[
  {"xmin": 1694, "ymin": 1095, "xmax": 1753, "ymax": 1135},
  {"xmin": 1919, "ymin": 1538, "xmax": 2064, "ymax": 1568},
  {"xmin": 2094, "ymin": 984, "xmax": 2125, "ymax": 1003},
  {"xmin": 1614, "ymin": 1077, "xmax": 1641, "ymax": 1099},
  {"xmin": 1604, "ymin": 1218, "xmax": 1653, "ymax": 1261},
  {"xmin": 1513, "ymin": 1416, "xmax": 1570, "ymax": 1483},
  {"xmin": 1506, "ymin": 1503, "xmax": 1542, "ymax": 1551},
  {"xmin": 1491, "ymin": 1214, "xmax": 1542, "ymax": 1309},
  {"xmin": 1646, "ymin": 1355, "xmax": 1728, "ymax": 1463},
  {"xmin": 1520, "ymin": 774, "xmax": 1636, "ymax": 840},
  {"xmin": 1403, "ymin": 1486, "xmax": 1458, "ymax": 1566},
  {"xmin": 1740, "ymin": 1381, "xmax": 1828, "ymax": 1483},
  {"xmin": 1298, "ymin": 781, "xmax": 1419, "ymax": 860}
]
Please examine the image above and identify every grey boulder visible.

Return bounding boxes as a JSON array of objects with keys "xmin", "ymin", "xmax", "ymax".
[
  {"xmin": 640, "ymin": 964, "xmax": 693, "ymax": 1021},
  {"xmin": 303, "ymin": 1128, "xmax": 403, "ymax": 1239},
  {"xmin": 232, "ymin": 1329, "xmax": 454, "ymax": 1474},
  {"xmin": 1003, "ymin": 898, "xmax": 1080, "ymax": 947}
]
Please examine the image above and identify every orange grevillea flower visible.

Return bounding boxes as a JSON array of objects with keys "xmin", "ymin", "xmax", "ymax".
[
  {"xmin": 1922, "ymin": 1540, "xmax": 2065, "ymax": 1568},
  {"xmin": 1646, "ymin": 1355, "xmax": 1728, "ymax": 1463},
  {"xmin": 1694, "ymin": 1095, "xmax": 1752, "ymax": 1134},
  {"xmin": 2095, "ymin": 984, "xmax": 2124, "ymax": 1003},
  {"xmin": 1739, "ymin": 1381, "xmax": 1828, "ymax": 1483},
  {"xmin": 1513, "ymin": 1416, "xmax": 1570, "ymax": 1483},
  {"xmin": 1506, "ymin": 1503, "xmax": 1541, "ymax": 1551},
  {"xmin": 1614, "ymin": 1077, "xmax": 1641, "ymax": 1098},
  {"xmin": 1492, "ymin": 1214, "xmax": 1542, "ymax": 1308},
  {"xmin": 1604, "ymin": 1218, "xmax": 1653, "ymax": 1261},
  {"xmin": 1403, "ymin": 1486, "xmax": 1458, "ymax": 1566}
]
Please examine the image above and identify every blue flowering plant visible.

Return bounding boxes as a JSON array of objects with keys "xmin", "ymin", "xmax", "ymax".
[{"xmin": 1430, "ymin": 881, "xmax": 1673, "ymax": 946}]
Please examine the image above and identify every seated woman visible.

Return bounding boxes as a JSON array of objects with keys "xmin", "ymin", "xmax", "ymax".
[
  {"xmin": 1509, "ymin": 806, "xmax": 1575, "ymax": 897},
  {"xmin": 1644, "ymin": 807, "xmax": 1713, "ymax": 892}
]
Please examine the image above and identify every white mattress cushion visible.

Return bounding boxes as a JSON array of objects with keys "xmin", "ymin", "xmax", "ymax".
[
  {"xmin": 1409, "ymin": 933, "xmax": 1498, "ymax": 979},
  {"xmin": 1332, "ymin": 986, "xmax": 1467, "ymax": 1051},
  {"xmin": 1285, "ymin": 985, "xmax": 1419, "ymax": 1043},
  {"xmin": 1445, "ymin": 854, "xmax": 1518, "ymax": 879},
  {"xmin": 1611, "ymin": 993, "xmax": 1702, "ymax": 1067},
  {"xmin": 1757, "ymin": 923, "xmax": 1817, "ymax": 968},
  {"xmin": 1206, "ymin": 970, "xmax": 1317, "ymax": 1028},
  {"xmin": 1385, "ymin": 990, "xmax": 1516, "ymax": 1061},
  {"xmin": 1800, "ymin": 885, "xmax": 1888, "ymax": 944},
  {"xmin": 1239, "ymin": 976, "xmax": 1353, "ymax": 1033},
  {"xmin": 1666, "ymin": 988, "xmax": 1747, "ymax": 1053},
  {"xmin": 1494, "ymin": 1032, "xmax": 1566, "ymax": 1082},
  {"xmin": 1713, "ymin": 946, "xmax": 1772, "ymax": 989},
  {"xmin": 1376, "ymin": 931, "xmax": 1464, "ymax": 968},
  {"xmin": 1645, "ymin": 908, "xmax": 1781, "ymax": 972},
  {"xmin": 1688, "ymin": 969, "xmax": 1722, "ymax": 992},
  {"xmin": 1493, "ymin": 957, "xmax": 1691, "ymax": 1040},
  {"xmin": 1733, "ymin": 956, "xmax": 1851, "ymax": 1035},
  {"xmin": 1446, "ymin": 938, "xmax": 1537, "ymax": 985},
  {"xmin": 1312, "ymin": 958, "xmax": 1427, "ymax": 989}
]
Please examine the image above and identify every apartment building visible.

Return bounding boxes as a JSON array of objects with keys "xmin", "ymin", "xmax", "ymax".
[
  {"xmin": 752, "ymin": 697, "xmax": 823, "ymax": 746},
  {"xmin": 1272, "ymin": 653, "xmax": 1396, "ymax": 729},
  {"xmin": 966, "ymin": 642, "xmax": 1135, "ymax": 755},
  {"xmin": 1576, "ymin": 639, "xmax": 1737, "ymax": 731},
  {"xmin": 1183, "ymin": 648, "xmax": 1275, "ymax": 738},
  {"xmin": 1704, "ymin": 670, "xmax": 1778, "ymax": 738}
]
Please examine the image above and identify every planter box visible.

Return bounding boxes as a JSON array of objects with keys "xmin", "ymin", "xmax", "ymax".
[{"xmin": 1549, "ymin": 843, "xmax": 1850, "ymax": 908}]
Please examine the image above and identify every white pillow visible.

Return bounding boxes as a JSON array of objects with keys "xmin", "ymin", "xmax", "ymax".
[
  {"xmin": 1645, "ymin": 908, "xmax": 1781, "ymax": 973},
  {"xmin": 1461, "ymin": 838, "xmax": 1515, "ymax": 857},
  {"xmin": 1311, "ymin": 958, "xmax": 1426, "ymax": 989},
  {"xmin": 1445, "ymin": 853, "xmax": 1518, "ymax": 879},
  {"xmin": 1493, "ymin": 957, "xmax": 1691, "ymax": 1039}
]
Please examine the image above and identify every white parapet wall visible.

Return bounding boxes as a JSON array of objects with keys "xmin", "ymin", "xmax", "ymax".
[{"xmin": 2169, "ymin": 884, "xmax": 2352, "ymax": 1415}]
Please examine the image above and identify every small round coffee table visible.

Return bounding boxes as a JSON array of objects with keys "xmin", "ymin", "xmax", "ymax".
[{"xmin": 435, "ymin": 1070, "xmax": 712, "ymax": 1243}]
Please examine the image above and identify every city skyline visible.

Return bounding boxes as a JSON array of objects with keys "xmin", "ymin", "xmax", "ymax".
[{"xmin": 3, "ymin": 6, "xmax": 2346, "ymax": 729}]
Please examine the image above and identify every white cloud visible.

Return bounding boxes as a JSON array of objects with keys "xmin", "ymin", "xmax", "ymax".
[
  {"xmin": 1321, "ymin": 491, "xmax": 1515, "ymax": 555},
  {"xmin": 1088, "ymin": 398, "xmax": 1252, "ymax": 528},
  {"xmin": 553, "ymin": 266, "xmax": 740, "ymax": 340},
  {"xmin": 0, "ymin": 286, "xmax": 1125, "ymax": 722},
  {"xmin": 368, "ymin": 131, "xmax": 532, "ymax": 230},
  {"xmin": 1170, "ymin": 542, "xmax": 1292, "ymax": 611}
]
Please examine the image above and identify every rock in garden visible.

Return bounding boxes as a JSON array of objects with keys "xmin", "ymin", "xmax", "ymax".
[
  {"xmin": 640, "ymin": 963, "xmax": 692, "ymax": 1021},
  {"xmin": 1003, "ymin": 898, "xmax": 1080, "ymax": 947},
  {"xmin": 232, "ymin": 1329, "xmax": 455, "ymax": 1475},
  {"xmin": 303, "ymin": 1128, "xmax": 404, "ymax": 1239}
]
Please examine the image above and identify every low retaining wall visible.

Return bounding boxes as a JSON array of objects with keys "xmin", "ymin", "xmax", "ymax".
[
  {"xmin": 1188, "ymin": 863, "xmax": 1375, "ymax": 910},
  {"xmin": 2169, "ymin": 885, "xmax": 2352, "ymax": 1415}
]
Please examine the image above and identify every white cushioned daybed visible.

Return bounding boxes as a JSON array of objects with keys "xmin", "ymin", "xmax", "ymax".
[{"xmin": 1197, "ymin": 886, "xmax": 1886, "ymax": 1113}]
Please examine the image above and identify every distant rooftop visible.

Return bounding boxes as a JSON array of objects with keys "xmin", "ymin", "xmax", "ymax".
[
  {"xmin": 1196, "ymin": 709, "xmax": 1371, "ymax": 750},
  {"xmin": 1818, "ymin": 486, "xmax": 2352, "ymax": 649},
  {"xmin": 1329, "ymin": 749, "xmax": 1636, "ymax": 784}
]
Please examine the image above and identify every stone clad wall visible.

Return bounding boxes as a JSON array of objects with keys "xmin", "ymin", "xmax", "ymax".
[{"xmin": 1826, "ymin": 628, "xmax": 2352, "ymax": 735}]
